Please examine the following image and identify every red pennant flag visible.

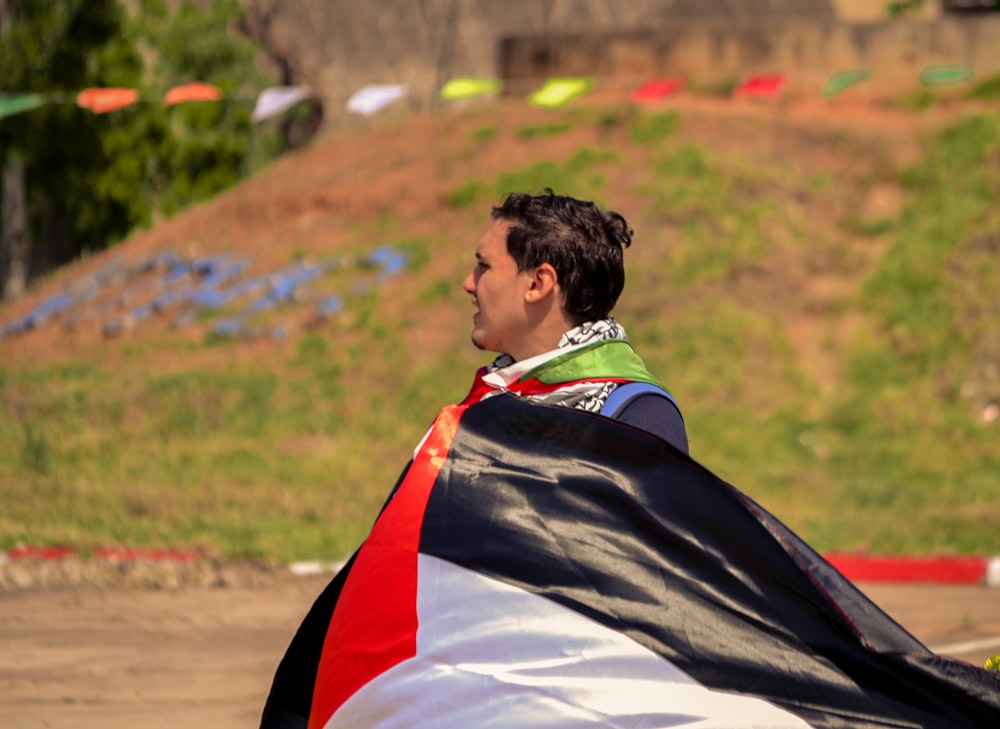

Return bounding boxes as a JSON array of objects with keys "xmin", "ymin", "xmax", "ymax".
[
  {"xmin": 76, "ymin": 87, "xmax": 139, "ymax": 114},
  {"xmin": 164, "ymin": 82, "xmax": 223, "ymax": 106},
  {"xmin": 733, "ymin": 73, "xmax": 785, "ymax": 99},
  {"xmin": 630, "ymin": 77, "xmax": 685, "ymax": 104}
]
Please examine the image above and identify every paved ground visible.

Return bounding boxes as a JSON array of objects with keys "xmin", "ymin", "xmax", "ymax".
[{"xmin": 1, "ymin": 576, "xmax": 998, "ymax": 729}]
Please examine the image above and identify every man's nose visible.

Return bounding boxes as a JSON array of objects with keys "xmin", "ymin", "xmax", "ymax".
[{"xmin": 461, "ymin": 269, "xmax": 475, "ymax": 294}]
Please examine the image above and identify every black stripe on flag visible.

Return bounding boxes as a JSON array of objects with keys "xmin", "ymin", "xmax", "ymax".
[{"xmin": 419, "ymin": 393, "xmax": 1000, "ymax": 729}]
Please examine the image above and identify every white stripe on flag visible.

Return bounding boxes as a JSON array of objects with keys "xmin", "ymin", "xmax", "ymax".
[{"xmin": 326, "ymin": 554, "xmax": 814, "ymax": 728}]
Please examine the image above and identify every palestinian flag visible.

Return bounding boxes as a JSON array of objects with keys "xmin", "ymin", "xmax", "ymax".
[{"xmin": 262, "ymin": 394, "xmax": 1000, "ymax": 729}]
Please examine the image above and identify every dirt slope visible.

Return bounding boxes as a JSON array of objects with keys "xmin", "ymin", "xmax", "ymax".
[{"xmin": 0, "ymin": 91, "xmax": 952, "ymax": 372}]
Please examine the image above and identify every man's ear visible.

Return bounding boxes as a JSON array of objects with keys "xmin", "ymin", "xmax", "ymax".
[{"xmin": 525, "ymin": 263, "xmax": 559, "ymax": 303}]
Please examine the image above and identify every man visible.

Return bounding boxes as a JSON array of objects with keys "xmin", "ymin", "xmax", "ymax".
[
  {"xmin": 260, "ymin": 192, "xmax": 689, "ymax": 729},
  {"xmin": 261, "ymin": 193, "xmax": 1000, "ymax": 729},
  {"xmin": 458, "ymin": 190, "xmax": 688, "ymax": 452}
]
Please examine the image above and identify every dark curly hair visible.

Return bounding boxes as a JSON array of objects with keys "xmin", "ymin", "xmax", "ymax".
[{"xmin": 491, "ymin": 189, "xmax": 633, "ymax": 324}]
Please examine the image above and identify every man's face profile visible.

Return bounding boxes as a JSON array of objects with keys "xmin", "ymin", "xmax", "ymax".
[{"xmin": 461, "ymin": 219, "xmax": 534, "ymax": 357}]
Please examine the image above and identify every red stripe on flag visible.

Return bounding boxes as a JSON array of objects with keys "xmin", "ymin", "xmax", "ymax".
[{"xmin": 308, "ymin": 404, "xmax": 466, "ymax": 729}]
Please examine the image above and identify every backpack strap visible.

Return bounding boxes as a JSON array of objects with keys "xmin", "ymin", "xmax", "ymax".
[{"xmin": 601, "ymin": 381, "xmax": 679, "ymax": 419}]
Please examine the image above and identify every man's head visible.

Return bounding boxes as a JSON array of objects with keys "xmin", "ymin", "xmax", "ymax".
[
  {"xmin": 492, "ymin": 190, "xmax": 632, "ymax": 325},
  {"xmin": 461, "ymin": 190, "xmax": 633, "ymax": 361}
]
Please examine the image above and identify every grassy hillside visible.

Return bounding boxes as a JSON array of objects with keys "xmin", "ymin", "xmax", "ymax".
[{"xmin": 1, "ymin": 96, "xmax": 998, "ymax": 562}]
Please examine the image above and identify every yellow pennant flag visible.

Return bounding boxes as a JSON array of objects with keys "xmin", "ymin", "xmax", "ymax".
[
  {"xmin": 440, "ymin": 77, "xmax": 502, "ymax": 101},
  {"xmin": 528, "ymin": 77, "xmax": 593, "ymax": 108}
]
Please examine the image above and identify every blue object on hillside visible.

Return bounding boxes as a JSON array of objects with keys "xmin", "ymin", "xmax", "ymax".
[
  {"xmin": 368, "ymin": 245, "xmax": 407, "ymax": 281},
  {"xmin": 189, "ymin": 260, "xmax": 252, "ymax": 308},
  {"xmin": 316, "ymin": 296, "xmax": 343, "ymax": 317},
  {"xmin": 213, "ymin": 319, "xmax": 242, "ymax": 337}
]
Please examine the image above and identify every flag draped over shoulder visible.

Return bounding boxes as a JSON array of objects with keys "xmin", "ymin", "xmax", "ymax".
[{"xmin": 261, "ymin": 394, "xmax": 1000, "ymax": 729}]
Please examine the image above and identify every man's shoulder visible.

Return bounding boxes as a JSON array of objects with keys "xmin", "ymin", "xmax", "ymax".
[
  {"xmin": 603, "ymin": 382, "xmax": 689, "ymax": 455},
  {"xmin": 600, "ymin": 381, "xmax": 677, "ymax": 419}
]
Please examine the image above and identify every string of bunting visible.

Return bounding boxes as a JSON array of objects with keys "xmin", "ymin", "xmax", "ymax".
[
  {"xmin": 0, "ymin": 61, "xmax": 982, "ymax": 121},
  {"xmin": 0, "ymin": 83, "xmax": 319, "ymax": 121}
]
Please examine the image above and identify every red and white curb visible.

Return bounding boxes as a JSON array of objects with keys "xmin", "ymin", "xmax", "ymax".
[
  {"xmin": 1, "ymin": 544, "xmax": 201, "ymax": 563},
  {"xmin": 289, "ymin": 553, "xmax": 1000, "ymax": 586},
  {"xmin": 4, "ymin": 546, "xmax": 999, "ymax": 586},
  {"xmin": 288, "ymin": 560, "xmax": 348, "ymax": 576},
  {"xmin": 824, "ymin": 553, "xmax": 1000, "ymax": 586}
]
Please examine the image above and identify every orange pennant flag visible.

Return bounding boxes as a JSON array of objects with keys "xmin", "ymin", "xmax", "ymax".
[
  {"xmin": 77, "ymin": 87, "xmax": 140, "ymax": 114},
  {"xmin": 164, "ymin": 82, "xmax": 223, "ymax": 106}
]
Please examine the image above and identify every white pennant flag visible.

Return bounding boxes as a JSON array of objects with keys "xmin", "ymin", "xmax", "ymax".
[
  {"xmin": 251, "ymin": 86, "xmax": 315, "ymax": 123},
  {"xmin": 346, "ymin": 84, "xmax": 407, "ymax": 116}
]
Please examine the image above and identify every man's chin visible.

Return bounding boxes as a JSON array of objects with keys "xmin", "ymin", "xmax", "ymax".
[{"xmin": 470, "ymin": 331, "xmax": 496, "ymax": 353}]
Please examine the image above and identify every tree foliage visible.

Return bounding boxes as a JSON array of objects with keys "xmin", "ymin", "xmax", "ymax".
[
  {"xmin": 0, "ymin": 0, "xmax": 281, "ymax": 285},
  {"xmin": 136, "ymin": 0, "xmax": 280, "ymax": 216},
  {"xmin": 0, "ymin": 0, "xmax": 145, "ymax": 270}
]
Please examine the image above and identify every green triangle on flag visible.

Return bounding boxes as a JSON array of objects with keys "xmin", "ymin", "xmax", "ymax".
[
  {"xmin": 919, "ymin": 65, "xmax": 973, "ymax": 87},
  {"xmin": 822, "ymin": 69, "xmax": 871, "ymax": 98},
  {"xmin": 440, "ymin": 77, "xmax": 502, "ymax": 101},
  {"xmin": 0, "ymin": 93, "xmax": 47, "ymax": 119},
  {"xmin": 528, "ymin": 77, "xmax": 593, "ymax": 108}
]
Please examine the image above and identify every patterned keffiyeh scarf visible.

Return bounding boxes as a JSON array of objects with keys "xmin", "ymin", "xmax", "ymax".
[{"xmin": 485, "ymin": 318, "xmax": 630, "ymax": 414}]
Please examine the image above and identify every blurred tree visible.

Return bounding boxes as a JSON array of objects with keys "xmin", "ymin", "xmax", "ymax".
[
  {"xmin": 0, "ymin": 0, "xmax": 281, "ymax": 301},
  {"xmin": 0, "ymin": 0, "xmax": 143, "ymax": 299},
  {"xmin": 137, "ymin": 0, "xmax": 281, "ymax": 216},
  {"xmin": 885, "ymin": 0, "xmax": 925, "ymax": 17}
]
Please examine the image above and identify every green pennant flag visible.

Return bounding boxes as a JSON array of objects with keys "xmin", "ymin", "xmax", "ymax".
[
  {"xmin": 920, "ymin": 65, "xmax": 973, "ymax": 87},
  {"xmin": 528, "ymin": 77, "xmax": 593, "ymax": 108},
  {"xmin": 822, "ymin": 69, "xmax": 871, "ymax": 98},
  {"xmin": 440, "ymin": 77, "xmax": 502, "ymax": 101},
  {"xmin": 0, "ymin": 93, "xmax": 47, "ymax": 119}
]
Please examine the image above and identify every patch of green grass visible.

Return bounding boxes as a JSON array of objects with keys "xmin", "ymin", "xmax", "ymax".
[
  {"xmin": 688, "ymin": 76, "xmax": 739, "ymax": 98},
  {"xmin": 566, "ymin": 104, "xmax": 630, "ymax": 131},
  {"xmin": 295, "ymin": 332, "xmax": 329, "ymax": 362},
  {"xmin": 808, "ymin": 173, "xmax": 833, "ymax": 191},
  {"xmin": 815, "ymin": 113, "xmax": 1000, "ymax": 551},
  {"xmin": 419, "ymin": 278, "xmax": 454, "ymax": 304},
  {"xmin": 20, "ymin": 422, "xmax": 51, "ymax": 475},
  {"xmin": 4, "ymin": 109, "xmax": 999, "ymax": 563},
  {"xmin": 642, "ymin": 143, "xmax": 774, "ymax": 285},
  {"xmin": 842, "ymin": 215, "xmax": 895, "ymax": 237},
  {"xmin": 967, "ymin": 72, "xmax": 1000, "ymax": 102},
  {"xmin": 491, "ymin": 146, "xmax": 618, "ymax": 202},
  {"xmin": 391, "ymin": 238, "xmax": 431, "ymax": 272},
  {"xmin": 628, "ymin": 111, "xmax": 680, "ymax": 145},
  {"xmin": 446, "ymin": 180, "xmax": 484, "ymax": 208},
  {"xmin": 892, "ymin": 88, "xmax": 938, "ymax": 112},
  {"xmin": 515, "ymin": 121, "xmax": 572, "ymax": 139},
  {"xmin": 595, "ymin": 108, "xmax": 626, "ymax": 130},
  {"xmin": 468, "ymin": 124, "xmax": 497, "ymax": 141},
  {"xmin": 0, "ymin": 358, "xmax": 399, "ymax": 559}
]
